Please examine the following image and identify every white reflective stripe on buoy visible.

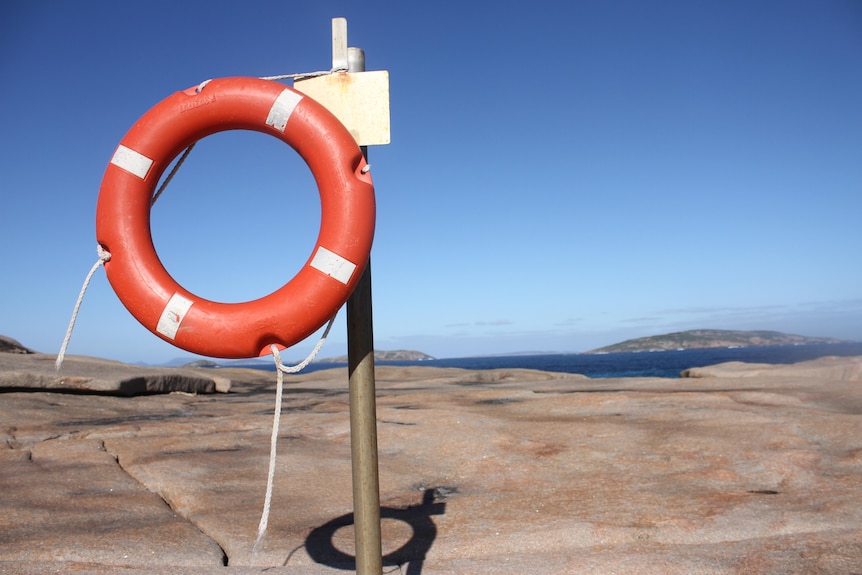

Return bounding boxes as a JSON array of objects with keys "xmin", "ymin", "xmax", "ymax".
[
  {"xmin": 110, "ymin": 145, "xmax": 153, "ymax": 179},
  {"xmin": 265, "ymin": 89, "xmax": 303, "ymax": 132},
  {"xmin": 310, "ymin": 246, "xmax": 357, "ymax": 285},
  {"xmin": 156, "ymin": 293, "xmax": 194, "ymax": 339}
]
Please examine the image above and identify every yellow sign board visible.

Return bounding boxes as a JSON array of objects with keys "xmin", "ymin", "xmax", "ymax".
[{"xmin": 294, "ymin": 71, "xmax": 390, "ymax": 146}]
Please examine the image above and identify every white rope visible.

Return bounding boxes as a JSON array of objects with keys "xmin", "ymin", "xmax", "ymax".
[
  {"xmin": 272, "ymin": 314, "xmax": 337, "ymax": 376},
  {"xmin": 259, "ymin": 66, "xmax": 348, "ymax": 82},
  {"xmin": 151, "ymin": 143, "xmax": 196, "ymax": 206},
  {"xmin": 197, "ymin": 66, "xmax": 348, "ymax": 95},
  {"xmin": 251, "ymin": 315, "xmax": 337, "ymax": 561},
  {"xmin": 55, "ymin": 245, "xmax": 112, "ymax": 371}
]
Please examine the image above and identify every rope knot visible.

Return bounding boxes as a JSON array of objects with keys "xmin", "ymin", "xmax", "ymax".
[{"xmin": 97, "ymin": 245, "xmax": 111, "ymax": 262}]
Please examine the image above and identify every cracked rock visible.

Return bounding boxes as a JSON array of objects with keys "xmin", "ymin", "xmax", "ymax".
[{"xmin": 0, "ymin": 435, "xmax": 226, "ymax": 567}]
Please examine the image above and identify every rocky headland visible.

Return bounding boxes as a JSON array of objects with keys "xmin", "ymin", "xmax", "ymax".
[
  {"xmin": 586, "ymin": 329, "xmax": 846, "ymax": 354},
  {"xmin": 316, "ymin": 349, "xmax": 436, "ymax": 364},
  {"xmin": 1, "ymin": 337, "xmax": 861, "ymax": 574}
]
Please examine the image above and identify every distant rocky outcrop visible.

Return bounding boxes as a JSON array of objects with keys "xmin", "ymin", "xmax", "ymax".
[
  {"xmin": 180, "ymin": 359, "xmax": 222, "ymax": 368},
  {"xmin": 586, "ymin": 329, "xmax": 845, "ymax": 354},
  {"xmin": 0, "ymin": 335, "xmax": 35, "ymax": 354},
  {"xmin": 317, "ymin": 349, "xmax": 436, "ymax": 363}
]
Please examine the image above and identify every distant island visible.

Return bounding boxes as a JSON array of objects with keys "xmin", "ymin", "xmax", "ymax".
[
  {"xmin": 584, "ymin": 329, "xmax": 846, "ymax": 354},
  {"xmin": 315, "ymin": 349, "xmax": 436, "ymax": 363}
]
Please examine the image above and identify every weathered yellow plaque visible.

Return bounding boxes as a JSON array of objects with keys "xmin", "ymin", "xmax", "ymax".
[{"xmin": 294, "ymin": 71, "xmax": 390, "ymax": 146}]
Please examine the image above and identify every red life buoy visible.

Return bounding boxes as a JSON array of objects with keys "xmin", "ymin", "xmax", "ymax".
[{"xmin": 96, "ymin": 77, "xmax": 375, "ymax": 359}]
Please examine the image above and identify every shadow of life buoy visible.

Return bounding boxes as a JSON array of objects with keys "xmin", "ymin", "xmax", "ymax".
[{"xmin": 304, "ymin": 489, "xmax": 447, "ymax": 573}]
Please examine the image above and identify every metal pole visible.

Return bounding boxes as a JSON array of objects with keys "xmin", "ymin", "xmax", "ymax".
[{"xmin": 346, "ymin": 47, "xmax": 383, "ymax": 575}]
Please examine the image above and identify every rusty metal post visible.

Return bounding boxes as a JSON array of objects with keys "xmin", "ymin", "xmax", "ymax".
[{"xmin": 346, "ymin": 45, "xmax": 383, "ymax": 575}]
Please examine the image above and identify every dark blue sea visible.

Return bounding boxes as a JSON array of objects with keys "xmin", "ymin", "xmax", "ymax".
[{"xmin": 242, "ymin": 342, "xmax": 862, "ymax": 379}]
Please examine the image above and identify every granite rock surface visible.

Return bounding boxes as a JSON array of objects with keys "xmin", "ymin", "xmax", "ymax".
[
  {"xmin": 1, "ymin": 355, "xmax": 861, "ymax": 574},
  {"xmin": 0, "ymin": 353, "xmax": 231, "ymax": 395}
]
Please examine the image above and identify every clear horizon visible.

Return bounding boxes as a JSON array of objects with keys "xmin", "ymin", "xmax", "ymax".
[{"xmin": 17, "ymin": 328, "xmax": 858, "ymax": 367}]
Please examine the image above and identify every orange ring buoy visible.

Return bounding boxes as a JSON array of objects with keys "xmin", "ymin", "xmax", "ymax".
[{"xmin": 96, "ymin": 77, "xmax": 375, "ymax": 359}]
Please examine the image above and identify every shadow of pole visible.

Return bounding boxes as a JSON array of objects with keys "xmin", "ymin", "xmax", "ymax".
[{"xmin": 304, "ymin": 489, "xmax": 446, "ymax": 574}]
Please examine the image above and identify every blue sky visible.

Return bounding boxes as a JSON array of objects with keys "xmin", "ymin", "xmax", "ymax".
[{"xmin": 2, "ymin": 1, "xmax": 861, "ymax": 363}]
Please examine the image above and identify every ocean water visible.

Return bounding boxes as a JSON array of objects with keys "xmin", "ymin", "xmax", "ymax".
[{"xmin": 250, "ymin": 342, "xmax": 862, "ymax": 379}]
